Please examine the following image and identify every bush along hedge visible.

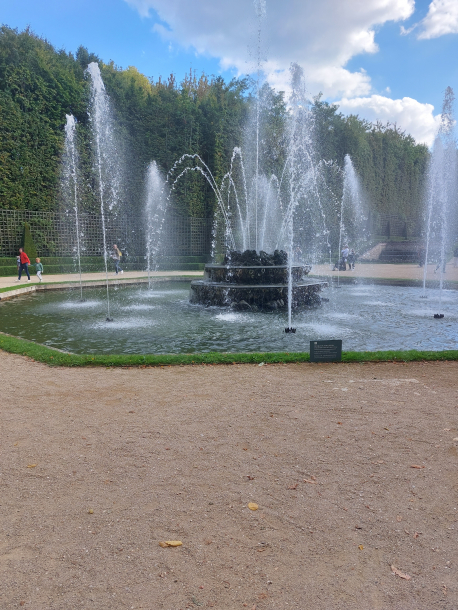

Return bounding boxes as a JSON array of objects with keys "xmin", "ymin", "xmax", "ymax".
[{"xmin": 23, "ymin": 222, "xmax": 38, "ymax": 261}]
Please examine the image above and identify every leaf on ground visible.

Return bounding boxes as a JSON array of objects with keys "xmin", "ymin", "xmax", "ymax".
[
  {"xmin": 159, "ymin": 540, "xmax": 182, "ymax": 547},
  {"xmin": 453, "ymin": 438, "xmax": 458, "ymax": 442},
  {"xmin": 413, "ymin": 531, "xmax": 421, "ymax": 538},
  {"xmin": 247, "ymin": 475, "xmax": 255, "ymax": 480},
  {"xmin": 410, "ymin": 465, "xmax": 425, "ymax": 469},
  {"xmin": 358, "ymin": 545, "xmax": 364, "ymax": 550},
  {"xmin": 27, "ymin": 464, "xmax": 37, "ymax": 468},
  {"xmin": 396, "ymin": 515, "xmax": 403, "ymax": 522},
  {"xmin": 391, "ymin": 565, "xmax": 411, "ymax": 580},
  {"xmin": 248, "ymin": 502, "xmax": 259, "ymax": 511},
  {"xmin": 303, "ymin": 479, "xmax": 316, "ymax": 484},
  {"xmin": 288, "ymin": 483, "xmax": 298, "ymax": 490}
]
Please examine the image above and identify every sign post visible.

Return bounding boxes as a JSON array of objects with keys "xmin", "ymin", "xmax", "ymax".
[{"xmin": 310, "ymin": 339, "xmax": 342, "ymax": 362}]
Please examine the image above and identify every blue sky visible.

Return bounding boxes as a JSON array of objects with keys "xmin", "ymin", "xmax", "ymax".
[{"xmin": 1, "ymin": 0, "xmax": 458, "ymax": 145}]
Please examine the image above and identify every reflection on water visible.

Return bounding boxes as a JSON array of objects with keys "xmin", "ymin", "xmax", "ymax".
[
  {"xmin": 0, "ymin": 281, "xmax": 456, "ymax": 354},
  {"xmin": 215, "ymin": 312, "xmax": 248, "ymax": 322}
]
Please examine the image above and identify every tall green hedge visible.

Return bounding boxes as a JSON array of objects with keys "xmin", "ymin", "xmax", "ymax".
[{"xmin": 0, "ymin": 25, "xmax": 431, "ymax": 229}]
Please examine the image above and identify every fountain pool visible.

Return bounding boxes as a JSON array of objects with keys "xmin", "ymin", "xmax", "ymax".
[{"xmin": 0, "ymin": 282, "xmax": 456, "ymax": 354}]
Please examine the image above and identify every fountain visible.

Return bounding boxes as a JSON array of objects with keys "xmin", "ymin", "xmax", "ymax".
[
  {"xmin": 422, "ymin": 87, "xmax": 457, "ymax": 317},
  {"xmin": 62, "ymin": 114, "xmax": 84, "ymax": 300},
  {"xmin": 21, "ymin": 2, "xmax": 453, "ymax": 357},
  {"xmin": 190, "ymin": 248, "xmax": 320, "ymax": 312},
  {"xmin": 86, "ymin": 61, "xmax": 124, "ymax": 321},
  {"xmin": 169, "ymin": 63, "xmax": 328, "ymax": 324},
  {"xmin": 335, "ymin": 154, "xmax": 367, "ymax": 284},
  {"xmin": 145, "ymin": 161, "xmax": 168, "ymax": 287}
]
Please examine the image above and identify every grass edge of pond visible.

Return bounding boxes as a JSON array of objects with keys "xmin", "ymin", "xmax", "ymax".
[{"xmin": 1, "ymin": 331, "xmax": 457, "ymax": 367}]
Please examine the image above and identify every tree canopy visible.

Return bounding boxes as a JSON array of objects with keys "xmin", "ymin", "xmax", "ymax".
[{"xmin": 0, "ymin": 26, "xmax": 430, "ymax": 226}]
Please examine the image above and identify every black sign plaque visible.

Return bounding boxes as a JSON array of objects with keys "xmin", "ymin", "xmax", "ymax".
[{"xmin": 310, "ymin": 339, "xmax": 342, "ymax": 362}]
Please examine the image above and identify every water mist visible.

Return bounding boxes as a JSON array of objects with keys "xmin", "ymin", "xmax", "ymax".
[{"xmin": 86, "ymin": 62, "xmax": 123, "ymax": 321}]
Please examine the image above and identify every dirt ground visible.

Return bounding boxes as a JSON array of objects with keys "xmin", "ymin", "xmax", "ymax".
[{"xmin": 1, "ymin": 353, "xmax": 458, "ymax": 610}]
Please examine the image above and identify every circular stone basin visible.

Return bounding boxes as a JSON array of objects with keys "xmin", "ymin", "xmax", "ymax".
[{"xmin": 190, "ymin": 264, "xmax": 326, "ymax": 310}]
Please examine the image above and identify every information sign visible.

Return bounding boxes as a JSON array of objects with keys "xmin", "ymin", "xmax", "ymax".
[{"xmin": 310, "ymin": 339, "xmax": 342, "ymax": 362}]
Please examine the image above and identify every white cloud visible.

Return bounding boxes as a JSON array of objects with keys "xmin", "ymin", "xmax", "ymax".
[
  {"xmin": 335, "ymin": 95, "xmax": 441, "ymax": 145},
  {"xmin": 124, "ymin": 0, "xmax": 414, "ymax": 98},
  {"xmin": 417, "ymin": 0, "xmax": 458, "ymax": 39}
]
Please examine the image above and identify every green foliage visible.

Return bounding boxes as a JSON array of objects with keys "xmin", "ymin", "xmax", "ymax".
[
  {"xmin": 312, "ymin": 97, "xmax": 429, "ymax": 220},
  {"xmin": 22, "ymin": 222, "xmax": 37, "ymax": 259},
  {"xmin": 0, "ymin": 26, "xmax": 430, "ymax": 229},
  {"xmin": 0, "ymin": 26, "xmax": 88, "ymax": 211}
]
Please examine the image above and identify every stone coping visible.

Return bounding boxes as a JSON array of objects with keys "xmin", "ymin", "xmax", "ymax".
[{"xmin": 0, "ymin": 274, "xmax": 200, "ymax": 301}]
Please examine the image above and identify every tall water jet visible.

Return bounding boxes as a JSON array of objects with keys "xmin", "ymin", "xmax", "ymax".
[
  {"xmin": 336, "ymin": 154, "xmax": 366, "ymax": 285},
  {"xmin": 253, "ymin": 0, "xmax": 266, "ymax": 252},
  {"xmin": 422, "ymin": 87, "xmax": 457, "ymax": 314},
  {"xmin": 280, "ymin": 63, "xmax": 326, "ymax": 328},
  {"xmin": 86, "ymin": 62, "xmax": 123, "ymax": 320},
  {"xmin": 145, "ymin": 161, "xmax": 168, "ymax": 288},
  {"xmin": 62, "ymin": 114, "xmax": 84, "ymax": 300}
]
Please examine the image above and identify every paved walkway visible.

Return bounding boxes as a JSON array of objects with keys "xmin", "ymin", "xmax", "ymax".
[
  {"xmin": 1, "ymin": 263, "xmax": 457, "ymax": 292},
  {"xmin": 0, "ymin": 269, "xmax": 202, "ymax": 290},
  {"xmin": 309, "ymin": 262, "xmax": 458, "ymax": 283}
]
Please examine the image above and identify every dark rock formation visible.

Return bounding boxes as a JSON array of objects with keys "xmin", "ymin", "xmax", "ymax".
[
  {"xmin": 223, "ymin": 249, "xmax": 288, "ymax": 267},
  {"xmin": 190, "ymin": 250, "xmax": 327, "ymax": 311}
]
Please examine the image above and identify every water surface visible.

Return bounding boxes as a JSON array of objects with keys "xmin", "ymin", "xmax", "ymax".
[{"xmin": 0, "ymin": 281, "xmax": 456, "ymax": 354}]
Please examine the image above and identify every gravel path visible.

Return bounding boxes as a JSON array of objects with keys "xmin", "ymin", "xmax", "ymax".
[{"xmin": 1, "ymin": 353, "xmax": 457, "ymax": 609}]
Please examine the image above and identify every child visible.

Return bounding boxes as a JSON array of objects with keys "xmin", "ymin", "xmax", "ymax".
[{"xmin": 35, "ymin": 258, "xmax": 44, "ymax": 282}]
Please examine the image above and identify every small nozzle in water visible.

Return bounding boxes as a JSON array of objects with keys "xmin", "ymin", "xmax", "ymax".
[
  {"xmin": 285, "ymin": 327, "xmax": 296, "ymax": 333},
  {"xmin": 106, "ymin": 317, "xmax": 114, "ymax": 322},
  {"xmin": 419, "ymin": 295, "xmax": 427, "ymax": 299},
  {"xmin": 433, "ymin": 313, "xmax": 444, "ymax": 319},
  {"xmin": 79, "ymin": 299, "xmax": 87, "ymax": 303}
]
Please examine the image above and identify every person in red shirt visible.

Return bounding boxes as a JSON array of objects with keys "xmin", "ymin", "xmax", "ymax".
[{"xmin": 16, "ymin": 247, "xmax": 31, "ymax": 281}]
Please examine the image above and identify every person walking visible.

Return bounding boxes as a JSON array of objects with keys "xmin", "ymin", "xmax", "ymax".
[
  {"xmin": 347, "ymin": 249, "xmax": 356, "ymax": 270},
  {"xmin": 16, "ymin": 247, "xmax": 31, "ymax": 282},
  {"xmin": 34, "ymin": 258, "xmax": 44, "ymax": 282},
  {"xmin": 341, "ymin": 245, "xmax": 349, "ymax": 271},
  {"xmin": 111, "ymin": 244, "xmax": 123, "ymax": 275}
]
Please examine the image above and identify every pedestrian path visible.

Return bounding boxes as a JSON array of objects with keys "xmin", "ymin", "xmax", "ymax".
[
  {"xmin": 1, "ymin": 263, "xmax": 458, "ymax": 293},
  {"xmin": 0, "ymin": 269, "xmax": 202, "ymax": 291},
  {"xmin": 309, "ymin": 262, "xmax": 458, "ymax": 283}
]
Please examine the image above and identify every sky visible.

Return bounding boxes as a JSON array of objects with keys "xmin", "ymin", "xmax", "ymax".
[{"xmin": 1, "ymin": 0, "xmax": 458, "ymax": 146}]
